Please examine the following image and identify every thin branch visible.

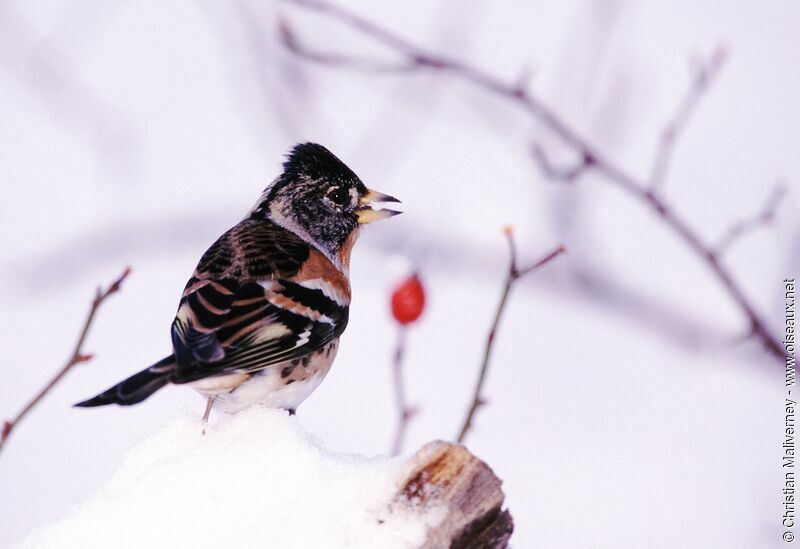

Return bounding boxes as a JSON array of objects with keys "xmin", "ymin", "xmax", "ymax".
[
  {"xmin": 513, "ymin": 64, "xmax": 534, "ymax": 98},
  {"xmin": 531, "ymin": 142, "xmax": 594, "ymax": 183},
  {"xmin": 279, "ymin": 19, "xmax": 417, "ymax": 73},
  {"xmin": 517, "ymin": 245, "xmax": 570, "ymax": 278},
  {"xmin": 649, "ymin": 47, "xmax": 727, "ymax": 190},
  {"xmin": 0, "ymin": 267, "xmax": 131, "ymax": 456},
  {"xmin": 391, "ymin": 327, "xmax": 416, "ymax": 455},
  {"xmin": 281, "ymin": 0, "xmax": 786, "ymax": 363},
  {"xmin": 457, "ymin": 231, "xmax": 565, "ymax": 444},
  {"xmin": 714, "ymin": 183, "xmax": 786, "ymax": 254}
]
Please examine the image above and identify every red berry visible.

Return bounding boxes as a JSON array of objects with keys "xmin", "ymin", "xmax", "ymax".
[{"xmin": 391, "ymin": 274, "xmax": 425, "ymax": 325}]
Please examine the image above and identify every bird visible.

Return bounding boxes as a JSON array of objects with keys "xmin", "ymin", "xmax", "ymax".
[{"xmin": 76, "ymin": 142, "xmax": 401, "ymax": 420}]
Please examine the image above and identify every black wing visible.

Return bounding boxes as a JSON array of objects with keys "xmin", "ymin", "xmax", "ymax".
[{"xmin": 169, "ymin": 219, "xmax": 348, "ymax": 383}]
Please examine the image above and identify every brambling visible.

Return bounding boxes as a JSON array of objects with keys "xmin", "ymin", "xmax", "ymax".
[{"xmin": 76, "ymin": 143, "xmax": 400, "ymax": 417}]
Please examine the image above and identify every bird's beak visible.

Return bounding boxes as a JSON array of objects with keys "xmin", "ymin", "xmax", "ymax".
[{"xmin": 355, "ymin": 189, "xmax": 402, "ymax": 224}]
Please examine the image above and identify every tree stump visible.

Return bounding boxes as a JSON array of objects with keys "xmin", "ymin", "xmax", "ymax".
[{"xmin": 393, "ymin": 441, "xmax": 514, "ymax": 548}]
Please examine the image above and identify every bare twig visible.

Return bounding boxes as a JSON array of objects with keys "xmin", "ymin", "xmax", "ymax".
[
  {"xmin": 531, "ymin": 142, "xmax": 594, "ymax": 183},
  {"xmin": 714, "ymin": 183, "xmax": 786, "ymax": 254},
  {"xmin": 457, "ymin": 231, "xmax": 565, "ymax": 444},
  {"xmin": 280, "ymin": 19, "xmax": 415, "ymax": 73},
  {"xmin": 391, "ymin": 327, "xmax": 416, "ymax": 455},
  {"xmin": 281, "ymin": 0, "xmax": 786, "ymax": 362},
  {"xmin": 0, "ymin": 267, "xmax": 131, "ymax": 456},
  {"xmin": 649, "ymin": 47, "xmax": 727, "ymax": 190}
]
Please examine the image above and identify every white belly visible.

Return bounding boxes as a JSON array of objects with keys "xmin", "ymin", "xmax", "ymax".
[{"xmin": 191, "ymin": 339, "xmax": 339, "ymax": 414}]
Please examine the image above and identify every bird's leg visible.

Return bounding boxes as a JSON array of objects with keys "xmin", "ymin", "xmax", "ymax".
[{"xmin": 201, "ymin": 396, "xmax": 217, "ymax": 435}]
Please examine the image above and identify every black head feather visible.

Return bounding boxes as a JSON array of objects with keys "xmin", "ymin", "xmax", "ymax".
[
  {"xmin": 254, "ymin": 143, "xmax": 369, "ymax": 264},
  {"xmin": 282, "ymin": 142, "xmax": 361, "ymax": 184}
]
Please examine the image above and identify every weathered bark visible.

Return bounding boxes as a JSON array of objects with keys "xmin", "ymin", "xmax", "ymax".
[{"xmin": 393, "ymin": 441, "xmax": 514, "ymax": 548}]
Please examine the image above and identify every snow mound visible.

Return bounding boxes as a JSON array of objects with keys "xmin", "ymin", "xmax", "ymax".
[{"xmin": 22, "ymin": 407, "xmax": 434, "ymax": 549}]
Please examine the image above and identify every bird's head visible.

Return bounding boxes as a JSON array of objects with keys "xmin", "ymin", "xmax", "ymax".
[{"xmin": 253, "ymin": 143, "xmax": 401, "ymax": 266}]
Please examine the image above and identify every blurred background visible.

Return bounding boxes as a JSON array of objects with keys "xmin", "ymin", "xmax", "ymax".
[{"xmin": 1, "ymin": 1, "xmax": 797, "ymax": 547}]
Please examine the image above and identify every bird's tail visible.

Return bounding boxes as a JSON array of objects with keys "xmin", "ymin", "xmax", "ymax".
[{"xmin": 74, "ymin": 355, "xmax": 176, "ymax": 407}]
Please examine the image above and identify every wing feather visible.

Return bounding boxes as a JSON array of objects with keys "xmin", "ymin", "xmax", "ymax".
[{"xmin": 169, "ymin": 219, "xmax": 348, "ymax": 384}]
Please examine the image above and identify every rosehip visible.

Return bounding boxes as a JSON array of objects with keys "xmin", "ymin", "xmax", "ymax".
[{"xmin": 391, "ymin": 274, "xmax": 425, "ymax": 325}]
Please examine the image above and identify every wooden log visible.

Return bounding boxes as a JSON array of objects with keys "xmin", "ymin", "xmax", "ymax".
[{"xmin": 393, "ymin": 441, "xmax": 514, "ymax": 548}]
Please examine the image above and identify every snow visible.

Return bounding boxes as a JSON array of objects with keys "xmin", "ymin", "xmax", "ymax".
[{"xmin": 21, "ymin": 406, "xmax": 434, "ymax": 549}]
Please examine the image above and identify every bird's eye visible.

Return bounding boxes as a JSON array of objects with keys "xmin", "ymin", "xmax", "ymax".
[{"xmin": 326, "ymin": 186, "xmax": 350, "ymax": 206}]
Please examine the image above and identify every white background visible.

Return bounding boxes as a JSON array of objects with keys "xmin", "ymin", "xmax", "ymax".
[{"xmin": 0, "ymin": 1, "xmax": 798, "ymax": 547}]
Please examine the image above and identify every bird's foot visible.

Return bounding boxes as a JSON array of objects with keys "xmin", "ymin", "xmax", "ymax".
[{"xmin": 201, "ymin": 396, "xmax": 217, "ymax": 435}]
